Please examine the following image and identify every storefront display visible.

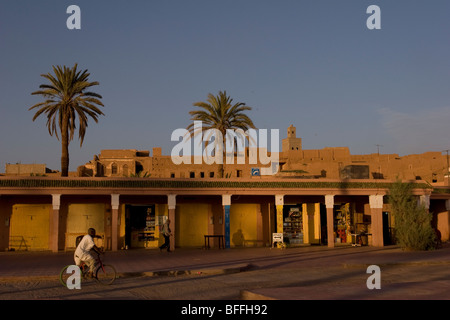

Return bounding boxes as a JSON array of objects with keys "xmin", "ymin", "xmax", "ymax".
[
  {"xmin": 139, "ymin": 207, "xmax": 155, "ymax": 242},
  {"xmin": 334, "ymin": 203, "xmax": 351, "ymax": 244},
  {"xmin": 333, "ymin": 203, "xmax": 371, "ymax": 246},
  {"xmin": 126, "ymin": 204, "xmax": 159, "ymax": 249},
  {"xmin": 283, "ymin": 207, "xmax": 303, "ymax": 245}
]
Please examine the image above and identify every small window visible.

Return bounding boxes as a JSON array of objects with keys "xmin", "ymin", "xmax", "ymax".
[
  {"xmin": 200, "ymin": 172, "xmax": 205, "ymax": 178},
  {"xmin": 237, "ymin": 170, "xmax": 242, "ymax": 177},
  {"xmin": 190, "ymin": 172, "xmax": 195, "ymax": 178},
  {"xmin": 170, "ymin": 173, "xmax": 175, "ymax": 178},
  {"xmin": 111, "ymin": 163, "xmax": 118, "ymax": 175},
  {"xmin": 209, "ymin": 172, "xmax": 215, "ymax": 178}
]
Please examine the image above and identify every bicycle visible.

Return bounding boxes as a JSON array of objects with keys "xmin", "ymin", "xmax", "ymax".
[{"xmin": 60, "ymin": 251, "xmax": 116, "ymax": 287}]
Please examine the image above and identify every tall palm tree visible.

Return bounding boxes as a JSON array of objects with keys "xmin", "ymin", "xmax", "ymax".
[
  {"xmin": 187, "ymin": 91, "xmax": 256, "ymax": 178},
  {"xmin": 29, "ymin": 64, "xmax": 104, "ymax": 177}
]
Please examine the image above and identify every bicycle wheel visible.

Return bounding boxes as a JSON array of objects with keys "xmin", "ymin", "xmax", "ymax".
[
  {"xmin": 59, "ymin": 265, "xmax": 82, "ymax": 288},
  {"xmin": 95, "ymin": 264, "xmax": 116, "ymax": 285}
]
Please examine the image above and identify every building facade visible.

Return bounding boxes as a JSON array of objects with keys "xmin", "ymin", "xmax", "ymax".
[
  {"xmin": 1, "ymin": 125, "xmax": 450, "ymax": 252},
  {"xmin": 1, "ymin": 177, "xmax": 449, "ymax": 252},
  {"xmin": 76, "ymin": 125, "xmax": 450, "ymax": 183}
]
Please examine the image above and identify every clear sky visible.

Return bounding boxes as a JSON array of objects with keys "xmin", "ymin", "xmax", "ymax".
[{"xmin": 1, "ymin": 0, "xmax": 449, "ymax": 172}]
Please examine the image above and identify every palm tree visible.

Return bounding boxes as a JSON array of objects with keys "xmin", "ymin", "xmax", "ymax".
[
  {"xmin": 187, "ymin": 91, "xmax": 256, "ymax": 178},
  {"xmin": 29, "ymin": 64, "xmax": 104, "ymax": 177}
]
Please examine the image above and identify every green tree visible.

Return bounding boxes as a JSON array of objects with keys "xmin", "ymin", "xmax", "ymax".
[
  {"xmin": 388, "ymin": 180, "xmax": 436, "ymax": 250},
  {"xmin": 187, "ymin": 91, "xmax": 256, "ymax": 178},
  {"xmin": 29, "ymin": 64, "xmax": 104, "ymax": 177}
]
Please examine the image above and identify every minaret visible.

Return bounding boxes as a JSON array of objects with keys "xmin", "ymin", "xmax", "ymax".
[{"xmin": 282, "ymin": 125, "xmax": 302, "ymax": 152}]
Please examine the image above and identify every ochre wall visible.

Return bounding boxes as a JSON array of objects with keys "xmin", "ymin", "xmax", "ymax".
[
  {"xmin": 176, "ymin": 203, "xmax": 209, "ymax": 247},
  {"xmin": 230, "ymin": 204, "xmax": 258, "ymax": 247},
  {"xmin": 10, "ymin": 204, "xmax": 51, "ymax": 250},
  {"xmin": 303, "ymin": 203, "xmax": 321, "ymax": 244},
  {"xmin": 65, "ymin": 203, "xmax": 106, "ymax": 250}
]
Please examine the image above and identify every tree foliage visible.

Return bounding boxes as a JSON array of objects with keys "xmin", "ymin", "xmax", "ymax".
[
  {"xmin": 388, "ymin": 180, "xmax": 436, "ymax": 250},
  {"xmin": 187, "ymin": 91, "xmax": 255, "ymax": 178},
  {"xmin": 29, "ymin": 64, "xmax": 104, "ymax": 176}
]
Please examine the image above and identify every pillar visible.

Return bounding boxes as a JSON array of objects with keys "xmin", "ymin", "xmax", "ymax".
[
  {"xmin": 111, "ymin": 194, "xmax": 120, "ymax": 251},
  {"xmin": 256, "ymin": 204, "xmax": 263, "ymax": 246},
  {"xmin": 0, "ymin": 196, "xmax": 8, "ymax": 250},
  {"xmin": 275, "ymin": 195, "xmax": 284, "ymax": 234},
  {"xmin": 439, "ymin": 200, "xmax": 450, "ymax": 242},
  {"xmin": 222, "ymin": 194, "xmax": 231, "ymax": 248},
  {"xmin": 325, "ymin": 195, "xmax": 334, "ymax": 248},
  {"xmin": 50, "ymin": 194, "xmax": 61, "ymax": 253},
  {"xmin": 168, "ymin": 194, "xmax": 176, "ymax": 251},
  {"xmin": 369, "ymin": 194, "xmax": 384, "ymax": 247},
  {"xmin": 419, "ymin": 195, "xmax": 430, "ymax": 212},
  {"xmin": 303, "ymin": 203, "xmax": 319, "ymax": 245}
]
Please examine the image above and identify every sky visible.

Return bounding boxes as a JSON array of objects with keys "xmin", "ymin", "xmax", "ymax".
[{"xmin": 0, "ymin": 0, "xmax": 449, "ymax": 172}]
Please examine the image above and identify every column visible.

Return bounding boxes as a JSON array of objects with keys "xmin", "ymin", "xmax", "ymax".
[
  {"xmin": 51, "ymin": 194, "xmax": 61, "ymax": 253},
  {"xmin": 369, "ymin": 194, "xmax": 384, "ymax": 247},
  {"xmin": 325, "ymin": 195, "xmax": 334, "ymax": 248},
  {"xmin": 442, "ymin": 200, "xmax": 450, "ymax": 242},
  {"xmin": 419, "ymin": 195, "xmax": 430, "ymax": 212},
  {"xmin": 275, "ymin": 195, "xmax": 284, "ymax": 235},
  {"xmin": 111, "ymin": 194, "xmax": 120, "ymax": 251},
  {"xmin": 222, "ymin": 194, "xmax": 231, "ymax": 248},
  {"xmin": 0, "ymin": 197, "xmax": 13, "ymax": 250},
  {"xmin": 168, "ymin": 194, "xmax": 176, "ymax": 251},
  {"xmin": 256, "ymin": 204, "xmax": 263, "ymax": 246}
]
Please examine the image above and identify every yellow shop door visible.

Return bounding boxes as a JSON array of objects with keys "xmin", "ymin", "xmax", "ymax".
[
  {"xmin": 66, "ymin": 204, "xmax": 105, "ymax": 250},
  {"xmin": 10, "ymin": 204, "xmax": 50, "ymax": 250}
]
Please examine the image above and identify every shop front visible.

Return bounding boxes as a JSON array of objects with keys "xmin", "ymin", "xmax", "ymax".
[
  {"xmin": 65, "ymin": 203, "xmax": 106, "ymax": 250},
  {"xmin": 125, "ymin": 204, "xmax": 162, "ymax": 249},
  {"xmin": 0, "ymin": 177, "xmax": 435, "ymax": 252},
  {"xmin": 9, "ymin": 204, "xmax": 51, "ymax": 250},
  {"xmin": 282, "ymin": 205, "xmax": 303, "ymax": 245},
  {"xmin": 333, "ymin": 203, "xmax": 371, "ymax": 246}
]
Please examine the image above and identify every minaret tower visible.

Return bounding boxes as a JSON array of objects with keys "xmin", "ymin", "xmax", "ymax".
[{"xmin": 282, "ymin": 125, "xmax": 302, "ymax": 152}]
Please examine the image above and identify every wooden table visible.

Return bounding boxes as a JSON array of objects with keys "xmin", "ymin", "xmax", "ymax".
[{"xmin": 204, "ymin": 235, "xmax": 225, "ymax": 249}]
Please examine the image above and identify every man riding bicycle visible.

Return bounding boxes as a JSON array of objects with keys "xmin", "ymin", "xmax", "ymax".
[{"xmin": 74, "ymin": 228, "xmax": 103, "ymax": 277}]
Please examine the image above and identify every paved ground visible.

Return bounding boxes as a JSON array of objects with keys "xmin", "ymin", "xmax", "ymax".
[{"xmin": 1, "ymin": 243, "xmax": 450, "ymax": 301}]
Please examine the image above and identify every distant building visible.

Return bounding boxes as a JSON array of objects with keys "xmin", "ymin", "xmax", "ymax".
[
  {"xmin": 76, "ymin": 125, "xmax": 450, "ymax": 184},
  {"xmin": 1, "ymin": 125, "xmax": 449, "ymax": 253},
  {"xmin": 4, "ymin": 163, "xmax": 57, "ymax": 176}
]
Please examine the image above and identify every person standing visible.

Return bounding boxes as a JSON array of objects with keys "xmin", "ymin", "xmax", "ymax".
[{"xmin": 159, "ymin": 219, "xmax": 172, "ymax": 252}]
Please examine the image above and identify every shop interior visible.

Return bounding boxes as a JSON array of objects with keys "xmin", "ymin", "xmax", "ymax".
[
  {"xmin": 125, "ymin": 204, "xmax": 158, "ymax": 249},
  {"xmin": 282, "ymin": 205, "xmax": 303, "ymax": 245},
  {"xmin": 333, "ymin": 203, "xmax": 371, "ymax": 246}
]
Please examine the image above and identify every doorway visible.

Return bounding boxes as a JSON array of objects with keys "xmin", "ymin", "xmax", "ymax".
[
  {"xmin": 125, "ymin": 204, "xmax": 156, "ymax": 248},
  {"xmin": 382, "ymin": 211, "xmax": 393, "ymax": 245},
  {"xmin": 319, "ymin": 204, "xmax": 327, "ymax": 245},
  {"xmin": 9, "ymin": 204, "xmax": 50, "ymax": 250}
]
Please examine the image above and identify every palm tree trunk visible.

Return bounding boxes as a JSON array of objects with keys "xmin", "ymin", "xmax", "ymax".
[
  {"xmin": 218, "ymin": 163, "xmax": 224, "ymax": 178},
  {"xmin": 218, "ymin": 130, "xmax": 226, "ymax": 178},
  {"xmin": 60, "ymin": 116, "xmax": 69, "ymax": 177}
]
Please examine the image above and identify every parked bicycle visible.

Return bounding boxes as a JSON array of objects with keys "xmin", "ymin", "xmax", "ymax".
[{"xmin": 60, "ymin": 252, "xmax": 116, "ymax": 287}]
